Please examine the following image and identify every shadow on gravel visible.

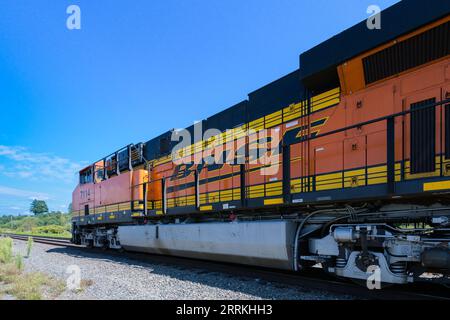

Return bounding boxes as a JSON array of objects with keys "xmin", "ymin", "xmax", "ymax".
[{"xmin": 45, "ymin": 246, "xmax": 319, "ymax": 300}]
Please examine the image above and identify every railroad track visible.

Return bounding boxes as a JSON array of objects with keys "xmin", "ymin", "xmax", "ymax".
[
  {"xmin": 1, "ymin": 233, "xmax": 74, "ymax": 246},
  {"xmin": 2, "ymin": 233, "xmax": 449, "ymax": 300}
]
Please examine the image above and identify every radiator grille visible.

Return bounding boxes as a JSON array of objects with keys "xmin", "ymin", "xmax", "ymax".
[{"xmin": 363, "ymin": 21, "xmax": 449, "ymax": 84}]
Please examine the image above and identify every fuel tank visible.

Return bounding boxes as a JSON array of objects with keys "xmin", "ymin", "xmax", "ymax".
[{"xmin": 118, "ymin": 220, "xmax": 297, "ymax": 270}]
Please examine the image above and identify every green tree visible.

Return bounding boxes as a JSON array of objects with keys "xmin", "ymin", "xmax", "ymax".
[
  {"xmin": 30, "ymin": 199, "xmax": 49, "ymax": 216},
  {"xmin": 68, "ymin": 203, "xmax": 73, "ymax": 214}
]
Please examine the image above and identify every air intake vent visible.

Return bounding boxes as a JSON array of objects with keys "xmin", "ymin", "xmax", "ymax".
[{"xmin": 363, "ymin": 21, "xmax": 449, "ymax": 85}]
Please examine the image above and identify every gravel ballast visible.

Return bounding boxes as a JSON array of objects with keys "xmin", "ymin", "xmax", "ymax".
[{"xmin": 11, "ymin": 240, "xmax": 353, "ymax": 300}]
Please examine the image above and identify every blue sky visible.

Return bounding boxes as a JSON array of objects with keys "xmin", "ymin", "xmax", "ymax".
[{"xmin": 0, "ymin": 0, "xmax": 399, "ymax": 215}]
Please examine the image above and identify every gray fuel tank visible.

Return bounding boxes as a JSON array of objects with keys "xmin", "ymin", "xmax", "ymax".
[{"xmin": 118, "ymin": 220, "xmax": 297, "ymax": 270}]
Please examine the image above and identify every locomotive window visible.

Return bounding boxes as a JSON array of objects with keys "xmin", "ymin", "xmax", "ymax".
[
  {"xmin": 410, "ymin": 98, "xmax": 436, "ymax": 174},
  {"xmin": 106, "ymin": 159, "xmax": 113, "ymax": 171},
  {"xmin": 106, "ymin": 155, "xmax": 118, "ymax": 176},
  {"xmin": 95, "ymin": 169, "xmax": 104, "ymax": 183},
  {"xmin": 84, "ymin": 205, "xmax": 89, "ymax": 216},
  {"xmin": 80, "ymin": 168, "xmax": 93, "ymax": 184},
  {"xmin": 118, "ymin": 150, "xmax": 130, "ymax": 171}
]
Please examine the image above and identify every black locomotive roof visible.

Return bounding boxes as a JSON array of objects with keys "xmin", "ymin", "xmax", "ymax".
[{"xmin": 299, "ymin": 0, "xmax": 450, "ymax": 84}]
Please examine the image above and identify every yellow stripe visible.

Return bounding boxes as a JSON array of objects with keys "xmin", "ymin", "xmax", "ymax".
[
  {"xmin": 310, "ymin": 87, "xmax": 340, "ymax": 103},
  {"xmin": 266, "ymin": 190, "xmax": 282, "ymax": 196},
  {"xmin": 290, "ymin": 179, "xmax": 302, "ymax": 193},
  {"xmin": 367, "ymin": 172, "xmax": 386, "ymax": 178},
  {"xmin": 316, "ymin": 183, "xmax": 343, "ymax": 191},
  {"xmin": 249, "ymin": 118, "xmax": 264, "ymax": 130},
  {"xmin": 368, "ymin": 165, "xmax": 387, "ymax": 174},
  {"xmin": 200, "ymin": 205, "xmax": 213, "ymax": 211},
  {"xmin": 265, "ymin": 111, "xmax": 282, "ymax": 128},
  {"xmin": 248, "ymin": 192, "xmax": 264, "ymax": 199},
  {"xmin": 311, "ymin": 97, "xmax": 340, "ymax": 112},
  {"xmin": 344, "ymin": 169, "xmax": 365, "ymax": 177},
  {"xmin": 264, "ymin": 198, "xmax": 284, "ymax": 205},
  {"xmin": 316, "ymin": 172, "xmax": 342, "ymax": 181},
  {"xmin": 95, "ymin": 207, "xmax": 106, "ymax": 214},
  {"xmin": 267, "ymin": 181, "xmax": 282, "ymax": 188},
  {"xmin": 106, "ymin": 205, "xmax": 118, "ymax": 212},
  {"xmin": 368, "ymin": 177, "xmax": 387, "ymax": 185},
  {"xmin": 283, "ymin": 102, "xmax": 302, "ymax": 122},
  {"xmin": 424, "ymin": 180, "xmax": 450, "ymax": 192},
  {"xmin": 316, "ymin": 177, "xmax": 342, "ymax": 184}
]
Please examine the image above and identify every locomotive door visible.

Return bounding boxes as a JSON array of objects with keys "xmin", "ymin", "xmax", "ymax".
[{"xmin": 79, "ymin": 166, "xmax": 95, "ymax": 218}]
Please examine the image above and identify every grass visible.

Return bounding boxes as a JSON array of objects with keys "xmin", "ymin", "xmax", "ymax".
[
  {"xmin": 15, "ymin": 254, "xmax": 24, "ymax": 271},
  {"xmin": 0, "ymin": 237, "xmax": 65, "ymax": 300},
  {"xmin": 0, "ymin": 237, "xmax": 13, "ymax": 263},
  {"xmin": 1, "ymin": 268, "xmax": 65, "ymax": 300}
]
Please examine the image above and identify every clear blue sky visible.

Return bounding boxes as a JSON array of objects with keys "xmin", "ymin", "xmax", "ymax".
[{"xmin": 0, "ymin": 0, "xmax": 399, "ymax": 215}]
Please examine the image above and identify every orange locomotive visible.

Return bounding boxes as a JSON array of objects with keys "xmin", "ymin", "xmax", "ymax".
[{"xmin": 72, "ymin": 1, "xmax": 450, "ymax": 284}]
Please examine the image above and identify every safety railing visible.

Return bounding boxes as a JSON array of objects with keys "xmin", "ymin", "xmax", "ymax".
[{"xmin": 297, "ymin": 96, "xmax": 450, "ymax": 194}]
